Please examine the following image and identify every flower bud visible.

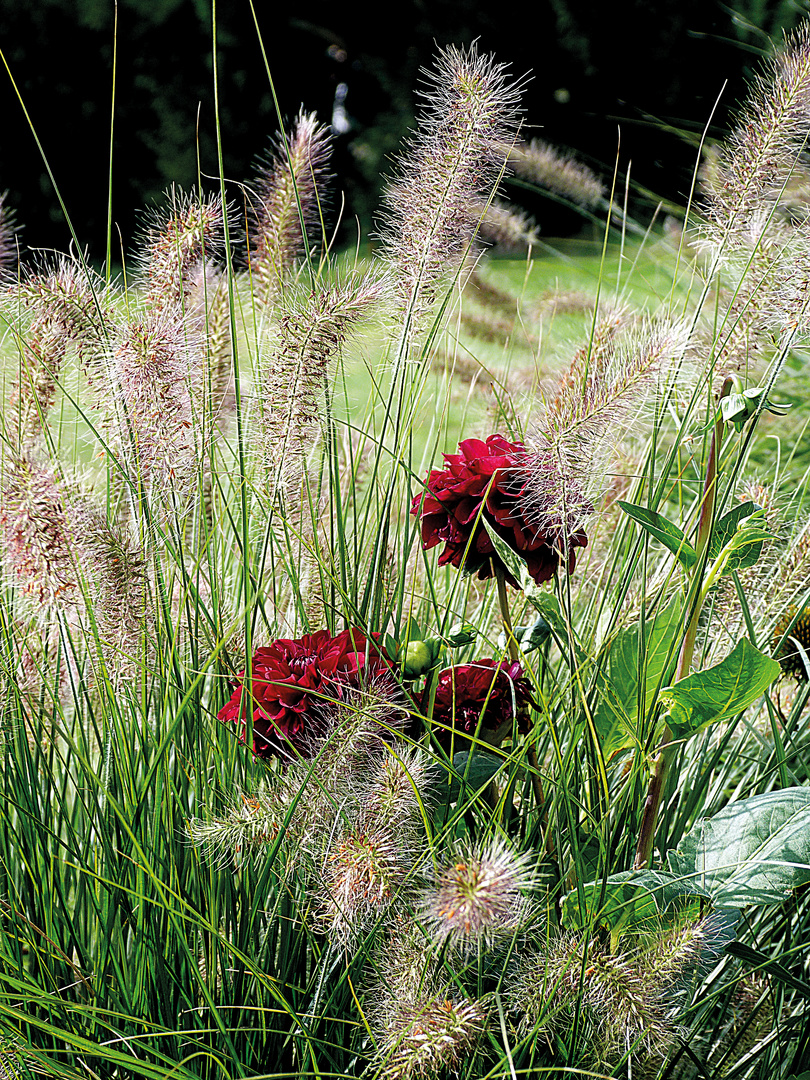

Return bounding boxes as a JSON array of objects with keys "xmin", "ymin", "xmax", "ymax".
[{"xmin": 401, "ymin": 639, "xmax": 438, "ymax": 678}]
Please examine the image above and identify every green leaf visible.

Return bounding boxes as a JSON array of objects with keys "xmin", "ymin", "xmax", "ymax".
[
  {"xmin": 592, "ymin": 598, "xmax": 682, "ymax": 757},
  {"xmin": 707, "ymin": 502, "xmax": 770, "ymax": 573},
  {"xmin": 668, "ymin": 788, "xmax": 810, "ymax": 907},
  {"xmin": 432, "ymin": 751, "xmax": 503, "ymax": 803},
  {"xmin": 661, "ymin": 639, "xmax": 781, "ymax": 740},
  {"xmin": 561, "ymin": 869, "xmax": 708, "ymax": 934},
  {"xmin": 498, "ymin": 614, "xmax": 552, "ymax": 654},
  {"xmin": 618, "ymin": 501, "xmax": 697, "ymax": 568}
]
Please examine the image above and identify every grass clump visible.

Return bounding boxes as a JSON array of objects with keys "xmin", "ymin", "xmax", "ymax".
[{"xmin": 1, "ymin": 27, "xmax": 810, "ymax": 1080}]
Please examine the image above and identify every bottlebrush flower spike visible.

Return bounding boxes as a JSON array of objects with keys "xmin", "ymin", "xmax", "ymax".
[
  {"xmin": 369, "ymin": 987, "xmax": 487, "ymax": 1080},
  {"xmin": 4, "ymin": 258, "xmax": 113, "ymax": 445},
  {"xmin": 702, "ymin": 23, "xmax": 810, "ymax": 237},
  {"xmin": 111, "ymin": 307, "xmax": 202, "ymax": 499},
  {"xmin": 257, "ymin": 272, "xmax": 385, "ymax": 498},
  {"xmin": 0, "ymin": 193, "xmax": 19, "ymax": 278},
  {"xmin": 506, "ymin": 137, "xmax": 605, "ymax": 208},
  {"xmin": 471, "ymin": 197, "xmax": 539, "ymax": 251},
  {"xmin": 139, "ymin": 190, "xmax": 225, "ymax": 311},
  {"xmin": 422, "ymin": 835, "xmax": 535, "ymax": 953},
  {"xmin": 359, "ymin": 744, "xmax": 435, "ymax": 833},
  {"xmin": 378, "ymin": 43, "xmax": 523, "ymax": 322},
  {"xmin": 0, "ymin": 455, "xmax": 81, "ymax": 608},
  {"xmin": 187, "ymin": 782, "xmax": 290, "ymax": 869},
  {"xmin": 247, "ymin": 110, "xmax": 332, "ymax": 305},
  {"xmin": 313, "ymin": 813, "xmax": 416, "ymax": 942},
  {"xmin": 520, "ymin": 319, "xmax": 688, "ymax": 546},
  {"xmin": 183, "ymin": 260, "xmax": 234, "ymax": 418}
]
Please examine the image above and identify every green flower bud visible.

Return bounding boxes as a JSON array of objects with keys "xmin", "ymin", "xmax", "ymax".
[{"xmin": 401, "ymin": 639, "xmax": 434, "ymax": 678}]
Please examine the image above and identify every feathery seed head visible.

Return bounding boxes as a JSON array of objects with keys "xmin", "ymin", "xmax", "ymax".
[
  {"xmin": 360, "ymin": 744, "xmax": 435, "ymax": 831},
  {"xmin": 140, "ymin": 190, "xmax": 225, "ymax": 309},
  {"xmin": 378, "ymin": 43, "xmax": 523, "ymax": 319},
  {"xmin": 702, "ymin": 23, "xmax": 810, "ymax": 238},
  {"xmin": 505, "ymin": 932, "xmax": 585, "ymax": 1038},
  {"xmin": 472, "ymin": 197, "xmax": 538, "ymax": 250},
  {"xmin": 247, "ymin": 110, "xmax": 332, "ymax": 304},
  {"xmin": 0, "ymin": 193, "xmax": 19, "ymax": 278},
  {"xmin": 520, "ymin": 318, "xmax": 690, "ymax": 544},
  {"xmin": 370, "ymin": 989, "xmax": 487, "ymax": 1080},
  {"xmin": 4, "ymin": 258, "xmax": 113, "ymax": 444},
  {"xmin": 112, "ymin": 307, "xmax": 200, "ymax": 494},
  {"xmin": 314, "ymin": 816, "xmax": 415, "ymax": 941},
  {"xmin": 422, "ymin": 835, "xmax": 535, "ymax": 952},
  {"xmin": 257, "ymin": 272, "xmax": 386, "ymax": 497},
  {"xmin": 0, "ymin": 455, "xmax": 80, "ymax": 608},
  {"xmin": 506, "ymin": 138, "xmax": 605, "ymax": 208},
  {"xmin": 187, "ymin": 782, "xmax": 290, "ymax": 869},
  {"xmin": 773, "ymin": 604, "xmax": 810, "ymax": 680}
]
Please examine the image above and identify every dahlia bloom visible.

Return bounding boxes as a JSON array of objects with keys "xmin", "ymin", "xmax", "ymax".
[
  {"xmin": 431, "ymin": 659, "xmax": 532, "ymax": 750},
  {"xmin": 218, "ymin": 627, "xmax": 394, "ymax": 758},
  {"xmin": 410, "ymin": 434, "xmax": 587, "ymax": 588}
]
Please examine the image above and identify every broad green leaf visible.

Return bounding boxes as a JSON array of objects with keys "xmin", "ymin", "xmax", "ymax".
[
  {"xmin": 618, "ymin": 501, "xmax": 697, "ymax": 568},
  {"xmin": 482, "ymin": 519, "xmax": 535, "ymax": 591},
  {"xmin": 498, "ymin": 614, "xmax": 552, "ymax": 654},
  {"xmin": 707, "ymin": 502, "xmax": 770, "ymax": 574},
  {"xmin": 561, "ymin": 869, "xmax": 708, "ymax": 934},
  {"xmin": 668, "ymin": 788, "xmax": 810, "ymax": 906},
  {"xmin": 661, "ymin": 639, "xmax": 781, "ymax": 740},
  {"xmin": 432, "ymin": 751, "xmax": 503, "ymax": 803},
  {"xmin": 592, "ymin": 598, "xmax": 682, "ymax": 757}
]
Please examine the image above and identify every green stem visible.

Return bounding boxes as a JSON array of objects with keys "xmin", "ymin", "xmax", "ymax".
[
  {"xmin": 495, "ymin": 565, "xmax": 545, "ymax": 811},
  {"xmin": 633, "ymin": 378, "xmax": 732, "ymax": 870}
]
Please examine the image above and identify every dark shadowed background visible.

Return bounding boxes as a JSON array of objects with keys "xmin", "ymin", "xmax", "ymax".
[{"xmin": 1, "ymin": 0, "xmax": 808, "ymax": 263}]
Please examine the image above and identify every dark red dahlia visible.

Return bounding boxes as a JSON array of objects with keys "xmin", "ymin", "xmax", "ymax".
[
  {"xmin": 218, "ymin": 627, "xmax": 393, "ymax": 758},
  {"xmin": 431, "ymin": 659, "xmax": 533, "ymax": 751},
  {"xmin": 410, "ymin": 434, "xmax": 586, "ymax": 588}
]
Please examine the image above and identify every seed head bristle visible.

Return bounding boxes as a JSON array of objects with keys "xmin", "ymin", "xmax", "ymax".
[{"xmin": 247, "ymin": 110, "xmax": 333, "ymax": 305}]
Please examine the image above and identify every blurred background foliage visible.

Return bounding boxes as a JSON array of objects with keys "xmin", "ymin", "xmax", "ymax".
[{"xmin": 2, "ymin": 0, "xmax": 810, "ymax": 261}]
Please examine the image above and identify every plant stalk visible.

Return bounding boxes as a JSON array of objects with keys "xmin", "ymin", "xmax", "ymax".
[
  {"xmin": 495, "ymin": 565, "xmax": 545, "ymax": 811},
  {"xmin": 633, "ymin": 380, "xmax": 732, "ymax": 870}
]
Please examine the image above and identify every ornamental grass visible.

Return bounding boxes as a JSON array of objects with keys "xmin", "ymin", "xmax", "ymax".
[{"xmin": 1, "ymin": 24, "xmax": 810, "ymax": 1080}]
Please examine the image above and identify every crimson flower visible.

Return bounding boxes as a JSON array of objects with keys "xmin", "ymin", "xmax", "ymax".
[
  {"xmin": 410, "ymin": 434, "xmax": 587, "ymax": 588},
  {"xmin": 431, "ymin": 659, "xmax": 533, "ymax": 750},
  {"xmin": 218, "ymin": 627, "xmax": 393, "ymax": 758}
]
